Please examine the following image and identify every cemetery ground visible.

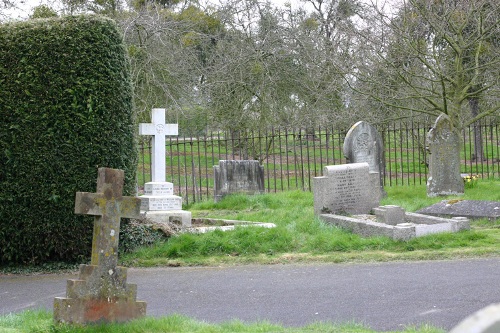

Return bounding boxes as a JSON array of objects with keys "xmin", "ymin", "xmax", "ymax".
[
  {"xmin": 122, "ymin": 178, "xmax": 499, "ymax": 267},
  {"xmin": 1, "ymin": 179, "xmax": 498, "ymax": 333}
]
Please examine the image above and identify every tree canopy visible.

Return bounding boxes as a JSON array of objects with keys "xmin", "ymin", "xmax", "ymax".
[{"xmin": 2, "ymin": 0, "xmax": 498, "ymax": 133}]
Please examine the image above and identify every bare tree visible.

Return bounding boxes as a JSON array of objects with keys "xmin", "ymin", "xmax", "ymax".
[{"xmin": 352, "ymin": 0, "xmax": 499, "ymax": 130}]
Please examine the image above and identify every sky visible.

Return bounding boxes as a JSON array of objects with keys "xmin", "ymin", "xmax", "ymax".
[{"xmin": 2, "ymin": 0, "xmax": 395, "ymax": 22}]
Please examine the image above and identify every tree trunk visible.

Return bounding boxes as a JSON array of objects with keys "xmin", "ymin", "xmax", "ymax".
[{"xmin": 469, "ymin": 97, "xmax": 485, "ymax": 161}]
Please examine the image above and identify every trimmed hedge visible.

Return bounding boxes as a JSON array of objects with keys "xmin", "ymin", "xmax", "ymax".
[{"xmin": 0, "ymin": 16, "xmax": 137, "ymax": 264}]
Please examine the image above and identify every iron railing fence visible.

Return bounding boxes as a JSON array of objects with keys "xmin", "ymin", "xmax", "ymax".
[{"xmin": 138, "ymin": 119, "xmax": 499, "ymax": 204}]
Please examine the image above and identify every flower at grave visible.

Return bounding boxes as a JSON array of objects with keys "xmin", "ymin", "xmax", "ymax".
[{"xmin": 462, "ymin": 174, "xmax": 479, "ymax": 189}]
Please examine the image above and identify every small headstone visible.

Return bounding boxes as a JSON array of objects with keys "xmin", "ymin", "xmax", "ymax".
[
  {"xmin": 313, "ymin": 162, "xmax": 381, "ymax": 215},
  {"xmin": 417, "ymin": 200, "xmax": 500, "ymax": 221},
  {"xmin": 343, "ymin": 121, "xmax": 386, "ymax": 197},
  {"xmin": 139, "ymin": 108, "xmax": 191, "ymax": 227},
  {"xmin": 54, "ymin": 168, "xmax": 146, "ymax": 324},
  {"xmin": 449, "ymin": 303, "xmax": 500, "ymax": 333},
  {"xmin": 426, "ymin": 114, "xmax": 464, "ymax": 197},
  {"xmin": 213, "ymin": 160, "xmax": 265, "ymax": 202}
]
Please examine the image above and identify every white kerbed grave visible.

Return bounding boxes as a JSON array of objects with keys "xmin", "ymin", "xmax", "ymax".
[{"xmin": 319, "ymin": 205, "xmax": 470, "ymax": 241}]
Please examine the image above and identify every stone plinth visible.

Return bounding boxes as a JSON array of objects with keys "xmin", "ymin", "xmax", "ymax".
[
  {"xmin": 54, "ymin": 168, "xmax": 146, "ymax": 324},
  {"xmin": 54, "ymin": 265, "xmax": 146, "ymax": 324},
  {"xmin": 313, "ymin": 163, "xmax": 381, "ymax": 215},
  {"xmin": 140, "ymin": 195, "xmax": 183, "ymax": 211},
  {"xmin": 139, "ymin": 181, "xmax": 191, "ymax": 227},
  {"xmin": 144, "ymin": 182, "xmax": 173, "ymax": 196}
]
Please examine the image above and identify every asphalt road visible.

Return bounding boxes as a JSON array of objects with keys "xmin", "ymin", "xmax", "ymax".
[{"xmin": 1, "ymin": 258, "xmax": 500, "ymax": 331}]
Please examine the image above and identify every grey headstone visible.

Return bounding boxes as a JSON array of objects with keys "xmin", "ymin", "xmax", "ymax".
[
  {"xmin": 426, "ymin": 114, "xmax": 464, "ymax": 197},
  {"xmin": 343, "ymin": 121, "xmax": 386, "ymax": 197},
  {"xmin": 313, "ymin": 163, "xmax": 381, "ymax": 215},
  {"xmin": 417, "ymin": 200, "xmax": 500, "ymax": 221},
  {"xmin": 213, "ymin": 160, "xmax": 265, "ymax": 202},
  {"xmin": 449, "ymin": 303, "xmax": 500, "ymax": 333}
]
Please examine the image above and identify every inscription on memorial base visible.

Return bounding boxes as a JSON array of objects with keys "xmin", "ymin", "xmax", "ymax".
[
  {"xmin": 144, "ymin": 182, "xmax": 174, "ymax": 196},
  {"xmin": 140, "ymin": 195, "xmax": 182, "ymax": 211}
]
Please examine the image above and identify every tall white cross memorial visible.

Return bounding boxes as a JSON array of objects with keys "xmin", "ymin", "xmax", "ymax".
[{"xmin": 139, "ymin": 108, "xmax": 192, "ymax": 226}]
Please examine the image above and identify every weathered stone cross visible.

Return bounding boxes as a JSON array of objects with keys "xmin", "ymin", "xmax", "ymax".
[
  {"xmin": 55, "ymin": 167, "xmax": 146, "ymax": 324},
  {"xmin": 75, "ymin": 167, "xmax": 141, "ymax": 269},
  {"xmin": 139, "ymin": 108, "xmax": 178, "ymax": 183}
]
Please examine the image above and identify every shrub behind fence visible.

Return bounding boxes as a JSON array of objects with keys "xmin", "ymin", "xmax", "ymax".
[{"xmin": 138, "ymin": 119, "xmax": 499, "ymax": 204}]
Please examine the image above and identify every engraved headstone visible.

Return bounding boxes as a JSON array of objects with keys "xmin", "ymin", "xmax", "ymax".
[
  {"xmin": 343, "ymin": 121, "xmax": 385, "ymax": 197},
  {"xmin": 213, "ymin": 160, "xmax": 265, "ymax": 202},
  {"xmin": 139, "ymin": 108, "xmax": 191, "ymax": 226},
  {"xmin": 54, "ymin": 168, "xmax": 146, "ymax": 324},
  {"xmin": 426, "ymin": 114, "xmax": 464, "ymax": 197},
  {"xmin": 313, "ymin": 162, "xmax": 381, "ymax": 215}
]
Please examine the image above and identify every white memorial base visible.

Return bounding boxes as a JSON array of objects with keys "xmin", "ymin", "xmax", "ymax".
[
  {"xmin": 143, "ymin": 210, "xmax": 192, "ymax": 227},
  {"xmin": 140, "ymin": 195, "xmax": 182, "ymax": 211},
  {"xmin": 139, "ymin": 182, "xmax": 191, "ymax": 227}
]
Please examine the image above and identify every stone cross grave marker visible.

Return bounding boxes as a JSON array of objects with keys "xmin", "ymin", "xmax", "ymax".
[
  {"xmin": 139, "ymin": 108, "xmax": 178, "ymax": 183},
  {"xmin": 313, "ymin": 162, "xmax": 381, "ymax": 215},
  {"xmin": 54, "ymin": 168, "xmax": 146, "ymax": 324},
  {"xmin": 139, "ymin": 109, "xmax": 190, "ymax": 226},
  {"xmin": 343, "ymin": 121, "xmax": 386, "ymax": 197},
  {"xmin": 426, "ymin": 113, "xmax": 464, "ymax": 197}
]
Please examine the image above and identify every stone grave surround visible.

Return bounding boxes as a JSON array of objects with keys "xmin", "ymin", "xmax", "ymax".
[
  {"xmin": 139, "ymin": 108, "xmax": 191, "ymax": 227},
  {"xmin": 213, "ymin": 160, "xmax": 265, "ymax": 202},
  {"xmin": 319, "ymin": 204, "xmax": 470, "ymax": 241},
  {"xmin": 343, "ymin": 121, "xmax": 386, "ymax": 197},
  {"xmin": 313, "ymin": 162, "xmax": 381, "ymax": 215},
  {"xmin": 54, "ymin": 168, "xmax": 146, "ymax": 324},
  {"xmin": 426, "ymin": 113, "xmax": 464, "ymax": 197}
]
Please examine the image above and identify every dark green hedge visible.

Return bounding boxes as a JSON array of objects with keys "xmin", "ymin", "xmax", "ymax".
[{"xmin": 0, "ymin": 16, "xmax": 137, "ymax": 264}]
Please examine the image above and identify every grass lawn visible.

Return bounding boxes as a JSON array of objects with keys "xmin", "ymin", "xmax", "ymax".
[
  {"xmin": 0, "ymin": 310, "xmax": 445, "ymax": 333},
  {"xmin": 121, "ymin": 178, "xmax": 500, "ymax": 267}
]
